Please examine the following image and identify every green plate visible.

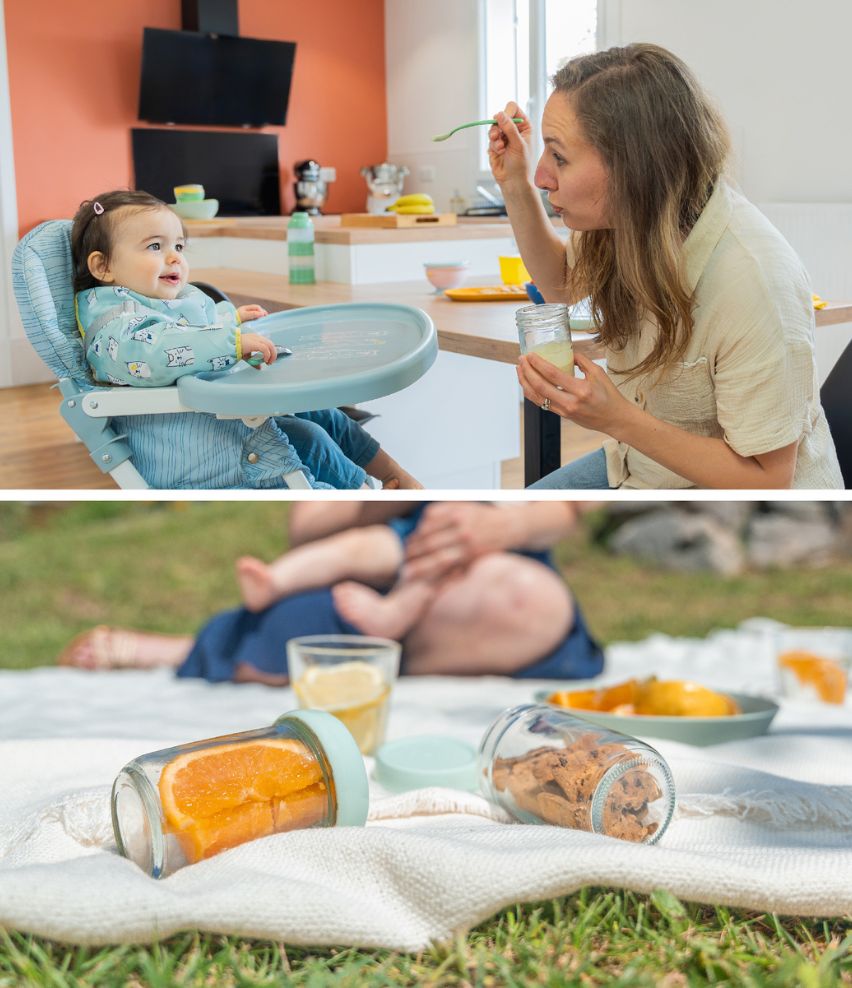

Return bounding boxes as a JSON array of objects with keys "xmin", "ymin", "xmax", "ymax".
[{"xmin": 533, "ymin": 688, "xmax": 779, "ymax": 747}]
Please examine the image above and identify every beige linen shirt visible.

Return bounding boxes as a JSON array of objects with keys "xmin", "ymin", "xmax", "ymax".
[{"xmin": 570, "ymin": 181, "xmax": 843, "ymax": 489}]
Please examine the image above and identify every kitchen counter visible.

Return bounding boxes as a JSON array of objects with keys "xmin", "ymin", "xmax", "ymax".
[
  {"xmin": 193, "ymin": 268, "xmax": 852, "ymax": 487},
  {"xmin": 192, "ymin": 266, "xmax": 852, "ymax": 362},
  {"xmin": 185, "ymin": 214, "xmax": 565, "ymax": 246},
  {"xmin": 191, "ymin": 266, "xmax": 526, "ymax": 488}
]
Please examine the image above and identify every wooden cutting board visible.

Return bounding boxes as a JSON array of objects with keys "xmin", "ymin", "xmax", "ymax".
[{"xmin": 340, "ymin": 212, "xmax": 458, "ymax": 228}]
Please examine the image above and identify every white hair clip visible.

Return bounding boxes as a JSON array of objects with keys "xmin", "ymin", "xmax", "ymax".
[{"xmin": 93, "ymin": 201, "xmax": 104, "ymax": 215}]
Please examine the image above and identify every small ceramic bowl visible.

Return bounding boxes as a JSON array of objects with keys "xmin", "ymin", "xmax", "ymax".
[
  {"xmin": 174, "ymin": 184, "xmax": 205, "ymax": 202},
  {"xmin": 170, "ymin": 199, "xmax": 220, "ymax": 221},
  {"xmin": 424, "ymin": 261, "xmax": 469, "ymax": 292}
]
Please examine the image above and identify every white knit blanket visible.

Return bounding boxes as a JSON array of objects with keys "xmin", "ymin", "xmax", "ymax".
[{"xmin": 1, "ymin": 622, "xmax": 850, "ymax": 948}]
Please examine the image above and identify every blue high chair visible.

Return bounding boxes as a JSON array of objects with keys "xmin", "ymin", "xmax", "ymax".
[{"xmin": 12, "ymin": 221, "xmax": 437, "ymax": 489}]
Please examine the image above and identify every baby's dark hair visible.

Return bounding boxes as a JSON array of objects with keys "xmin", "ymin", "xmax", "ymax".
[{"xmin": 71, "ymin": 189, "xmax": 174, "ymax": 293}]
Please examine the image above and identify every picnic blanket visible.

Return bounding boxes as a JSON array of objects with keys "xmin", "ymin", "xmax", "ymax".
[{"xmin": 1, "ymin": 620, "xmax": 851, "ymax": 949}]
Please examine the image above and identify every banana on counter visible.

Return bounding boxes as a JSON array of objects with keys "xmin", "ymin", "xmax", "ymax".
[{"xmin": 387, "ymin": 193, "xmax": 436, "ymax": 215}]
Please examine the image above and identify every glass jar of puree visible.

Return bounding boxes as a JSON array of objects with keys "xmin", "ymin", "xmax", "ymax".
[
  {"xmin": 479, "ymin": 704, "xmax": 676, "ymax": 843},
  {"xmin": 111, "ymin": 709, "xmax": 369, "ymax": 878},
  {"xmin": 515, "ymin": 302, "xmax": 574, "ymax": 374}
]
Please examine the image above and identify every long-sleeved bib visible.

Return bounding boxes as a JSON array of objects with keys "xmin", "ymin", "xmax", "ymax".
[{"xmin": 75, "ymin": 284, "xmax": 243, "ymax": 387}]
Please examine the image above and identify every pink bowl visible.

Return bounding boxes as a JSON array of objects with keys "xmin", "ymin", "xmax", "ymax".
[{"xmin": 424, "ymin": 263, "xmax": 468, "ymax": 291}]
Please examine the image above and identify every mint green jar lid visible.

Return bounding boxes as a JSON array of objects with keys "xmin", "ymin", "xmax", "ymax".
[
  {"xmin": 277, "ymin": 709, "xmax": 369, "ymax": 826},
  {"xmin": 288, "ymin": 211, "xmax": 312, "ymax": 228},
  {"xmin": 375, "ymin": 735, "xmax": 479, "ymax": 793}
]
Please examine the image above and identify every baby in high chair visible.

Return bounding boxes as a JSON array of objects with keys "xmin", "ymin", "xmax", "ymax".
[{"xmin": 70, "ymin": 189, "xmax": 421, "ymax": 489}]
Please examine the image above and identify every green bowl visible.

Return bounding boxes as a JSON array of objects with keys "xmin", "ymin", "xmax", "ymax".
[{"xmin": 533, "ymin": 688, "xmax": 779, "ymax": 746}]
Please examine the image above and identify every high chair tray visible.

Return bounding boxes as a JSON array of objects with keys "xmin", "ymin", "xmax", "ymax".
[{"xmin": 176, "ymin": 302, "xmax": 437, "ymax": 417}]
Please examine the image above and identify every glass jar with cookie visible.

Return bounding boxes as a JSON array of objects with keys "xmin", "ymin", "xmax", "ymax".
[{"xmin": 478, "ymin": 703, "xmax": 676, "ymax": 843}]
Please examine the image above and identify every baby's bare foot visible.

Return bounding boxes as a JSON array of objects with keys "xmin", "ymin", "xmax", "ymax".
[
  {"xmin": 331, "ymin": 582, "xmax": 411, "ymax": 640},
  {"xmin": 332, "ymin": 580, "xmax": 436, "ymax": 640},
  {"xmin": 236, "ymin": 556, "xmax": 278, "ymax": 612}
]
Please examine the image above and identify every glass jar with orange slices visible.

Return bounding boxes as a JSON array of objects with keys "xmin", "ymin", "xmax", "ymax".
[
  {"xmin": 111, "ymin": 709, "xmax": 369, "ymax": 877},
  {"xmin": 774, "ymin": 628, "xmax": 852, "ymax": 705}
]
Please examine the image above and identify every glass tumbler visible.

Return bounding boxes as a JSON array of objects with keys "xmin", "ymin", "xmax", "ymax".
[
  {"xmin": 516, "ymin": 303, "xmax": 574, "ymax": 374},
  {"xmin": 111, "ymin": 708, "xmax": 369, "ymax": 878},
  {"xmin": 287, "ymin": 634, "xmax": 401, "ymax": 755},
  {"xmin": 775, "ymin": 627, "xmax": 852, "ymax": 704},
  {"xmin": 479, "ymin": 704, "xmax": 676, "ymax": 843}
]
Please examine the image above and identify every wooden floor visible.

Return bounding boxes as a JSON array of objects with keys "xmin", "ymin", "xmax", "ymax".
[
  {"xmin": 0, "ymin": 383, "xmax": 114, "ymax": 490},
  {"xmin": 0, "ymin": 382, "xmax": 602, "ymax": 491}
]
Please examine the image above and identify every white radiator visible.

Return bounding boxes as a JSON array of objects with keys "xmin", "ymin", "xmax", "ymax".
[
  {"xmin": 757, "ymin": 202, "xmax": 852, "ymax": 383},
  {"xmin": 757, "ymin": 202, "xmax": 852, "ymax": 299}
]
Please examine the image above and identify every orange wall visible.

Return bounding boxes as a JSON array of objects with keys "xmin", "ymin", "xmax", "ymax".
[{"xmin": 6, "ymin": 0, "xmax": 388, "ymax": 235}]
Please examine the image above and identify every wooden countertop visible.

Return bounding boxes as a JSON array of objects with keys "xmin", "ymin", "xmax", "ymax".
[
  {"xmin": 193, "ymin": 267, "xmax": 852, "ymax": 366},
  {"xmin": 186, "ymin": 214, "xmax": 564, "ymax": 246}
]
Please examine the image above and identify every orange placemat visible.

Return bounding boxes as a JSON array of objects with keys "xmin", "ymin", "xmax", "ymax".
[{"xmin": 444, "ymin": 285, "xmax": 529, "ymax": 302}]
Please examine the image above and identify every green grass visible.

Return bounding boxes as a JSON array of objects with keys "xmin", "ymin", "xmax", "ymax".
[
  {"xmin": 1, "ymin": 501, "xmax": 850, "ymax": 984},
  {"xmin": 1, "ymin": 893, "xmax": 850, "ymax": 987}
]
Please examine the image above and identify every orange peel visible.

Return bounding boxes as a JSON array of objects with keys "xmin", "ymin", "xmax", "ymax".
[
  {"xmin": 778, "ymin": 650, "xmax": 847, "ymax": 704},
  {"xmin": 547, "ymin": 677, "xmax": 739, "ymax": 718}
]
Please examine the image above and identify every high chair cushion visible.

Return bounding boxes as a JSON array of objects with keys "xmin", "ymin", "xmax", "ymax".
[{"xmin": 12, "ymin": 220, "xmax": 92, "ymax": 387}]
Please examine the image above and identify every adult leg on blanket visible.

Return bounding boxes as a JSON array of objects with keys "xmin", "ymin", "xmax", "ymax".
[
  {"xmin": 60, "ymin": 554, "xmax": 574, "ymax": 679},
  {"xmin": 58, "ymin": 626, "xmax": 194, "ymax": 670}
]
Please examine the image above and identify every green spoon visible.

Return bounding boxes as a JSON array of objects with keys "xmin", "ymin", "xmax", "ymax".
[{"xmin": 432, "ymin": 117, "xmax": 525, "ymax": 142}]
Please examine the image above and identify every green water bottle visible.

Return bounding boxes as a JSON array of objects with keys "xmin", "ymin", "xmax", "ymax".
[{"xmin": 288, "ymin": 211, "xmax": 316, "ymax": 285}]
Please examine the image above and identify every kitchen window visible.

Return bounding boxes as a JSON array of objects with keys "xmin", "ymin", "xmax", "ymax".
[{"xmin": 479, "ymin": 0, "xmax": 599, "ymax": 175}]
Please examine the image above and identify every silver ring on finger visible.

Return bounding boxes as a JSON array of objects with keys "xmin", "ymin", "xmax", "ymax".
[{"xmin": 541, "ymin": 397, "xmax": 551, "ymax": 412}]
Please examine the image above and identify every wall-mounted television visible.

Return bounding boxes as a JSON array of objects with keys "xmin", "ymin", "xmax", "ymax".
[
  {"xmin": 132, "ymin": 129, "xmax": 281, "ymax": 215},
  {"xmin": 138, "ymin": 27, "xmax": 296, "ymax": 127}
]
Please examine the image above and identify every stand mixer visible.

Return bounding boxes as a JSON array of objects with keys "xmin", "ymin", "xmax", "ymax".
[
  {"xmin": 293, "ymin": 159, "xmax": 335, "ymax": 215},
  {"xmin": 360, "ymin": 163, "xmax": 410, "ymax": 214}
]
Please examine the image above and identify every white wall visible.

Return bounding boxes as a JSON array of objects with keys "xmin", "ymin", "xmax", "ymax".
[
  {"xmin": 385, "ymin": 0, "xmax": 852, "ymax": 207},
  {"xmin": 613, "ymin": 0, "xmax": 852, "ymax": 205},
  {"xmin": 612, "ymin": 0, "xmax": 852, "ymax": 372},
  {"xmin": 384, "ymin": 0, "xmax": 484, "ymax": 212}
]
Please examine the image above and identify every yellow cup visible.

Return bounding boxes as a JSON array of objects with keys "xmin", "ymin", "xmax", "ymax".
[{"xmin": 498, "ymin": 255, "xmax": 531, "ymax": 286}]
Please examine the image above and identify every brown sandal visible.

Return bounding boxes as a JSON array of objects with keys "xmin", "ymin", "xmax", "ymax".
[{"xmin": 57, "ymin": 626, "xmax": 191, "ymax": 670}]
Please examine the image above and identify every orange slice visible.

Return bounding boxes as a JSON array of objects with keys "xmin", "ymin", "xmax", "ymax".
[
  {"xmin": 547, "ymin": 679, "xmax": 638, "ymax": 712},
  {"xmin": 158, "ymin": 738, "xmax": 326, "ymax": 862},
  {"xmin": 634, "ymin": 680, "xmax": 739, "ymax": 717},
  {"xmin": 778, "ymin": 650, "xmax": 848, "ymax": 704}
]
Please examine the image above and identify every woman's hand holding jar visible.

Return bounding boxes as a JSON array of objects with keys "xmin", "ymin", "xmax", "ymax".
[{"xmin": 517, "ymin": 350, "xmax": 637, "ymax": 437}]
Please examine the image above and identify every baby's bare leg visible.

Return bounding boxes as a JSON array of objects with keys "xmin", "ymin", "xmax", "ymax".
[{"xmin": 237, "ymin": 524, "xmax": 404, "ymax": 612}]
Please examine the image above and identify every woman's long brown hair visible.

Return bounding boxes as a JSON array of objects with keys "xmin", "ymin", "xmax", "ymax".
[{"xmin": 553, "ymin": 44, "xmax": 730, "ymax": 377}]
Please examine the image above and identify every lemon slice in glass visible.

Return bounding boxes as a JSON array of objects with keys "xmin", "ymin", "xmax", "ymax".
[
  {"xmin": 294, "ymin": 661, "xmax": 384, "ymax": 709},
  {"xmin": 293, "ymin": 661, "xmax": 390, "ymax": 754}
]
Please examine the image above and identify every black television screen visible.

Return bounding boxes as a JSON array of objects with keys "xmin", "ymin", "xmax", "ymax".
[
  {"xmin": 138, "ymin": 27, "xmax": 296, "ymax": 127},
  {"xmin": 132, "ymin": 128, "xmax": 281, "ymax": 215}
]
